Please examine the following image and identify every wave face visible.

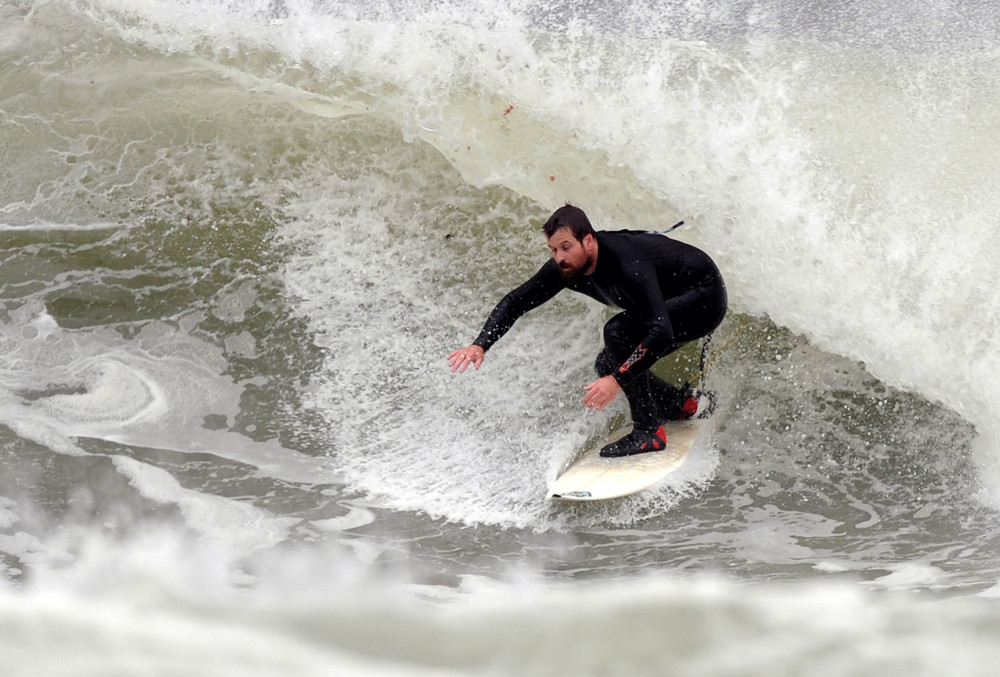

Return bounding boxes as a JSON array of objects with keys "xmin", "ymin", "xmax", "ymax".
[{"xmin": 4, "ymin": 0, "xmax": 1000, "ymax": 674}]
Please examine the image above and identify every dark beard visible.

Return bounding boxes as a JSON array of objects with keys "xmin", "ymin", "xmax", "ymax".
[
  {"xmin": 558, "ymin": 263, "xmax": 578, "ymax": 280},
  {"xmin": 558, "ymin": 252, "xmax": 593, "ymax": 280}
]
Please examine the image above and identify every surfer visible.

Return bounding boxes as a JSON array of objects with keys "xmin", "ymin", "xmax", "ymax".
[{"xmin": 448, "ymin": 205, "xmax": 727, "ymax": 457}]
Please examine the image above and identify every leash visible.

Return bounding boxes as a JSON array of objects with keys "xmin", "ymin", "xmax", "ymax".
[
  {"xmin": 685, "ymin": 314, "xmax": 749, "ymax": 389},
  {"xmin": 659, "ymin": 218, "xmax": 745, "ymax": 388}
]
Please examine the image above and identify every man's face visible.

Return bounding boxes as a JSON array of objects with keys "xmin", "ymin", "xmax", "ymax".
[{"xmin": 547, "ymin": 227, "xmax": 595, "ymax": 280}]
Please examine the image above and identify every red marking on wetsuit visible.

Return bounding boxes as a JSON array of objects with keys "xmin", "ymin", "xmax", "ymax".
[{"xmin": 618, "ymin": 344, "xmax": 648, "ymax": 374}]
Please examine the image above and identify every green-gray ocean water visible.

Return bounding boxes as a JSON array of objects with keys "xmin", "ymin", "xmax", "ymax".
[{"xmin": 3, "ymin": 1, "xmax": 1000, "ymax": 674}]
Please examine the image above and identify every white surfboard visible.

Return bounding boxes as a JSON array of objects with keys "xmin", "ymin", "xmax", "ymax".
[{"xmin": 547, "ymin": 419, "xmax": 707, "ymax": 501}]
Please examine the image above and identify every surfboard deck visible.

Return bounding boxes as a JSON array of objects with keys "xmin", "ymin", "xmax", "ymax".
[{"xmin": 547, "ymin": 419, "xmax": 707, "ymax": 501}]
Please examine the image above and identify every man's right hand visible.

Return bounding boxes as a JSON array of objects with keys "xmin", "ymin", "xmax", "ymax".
[{"xmin": 448, "ymin": 345, "xmax": 485, "ymax": 373}]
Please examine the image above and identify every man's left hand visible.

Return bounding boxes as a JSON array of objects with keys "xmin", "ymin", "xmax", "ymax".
[{"xmin": 583, "ymin": 375, "xmax": 622, "ymax": 411}]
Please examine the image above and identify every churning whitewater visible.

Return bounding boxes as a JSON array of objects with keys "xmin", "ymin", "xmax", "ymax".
[{"xmin": 3, "ymin": 0, "xmax": 1000, "ymax": 674}]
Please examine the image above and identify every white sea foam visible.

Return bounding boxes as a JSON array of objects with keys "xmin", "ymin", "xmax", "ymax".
[
  {"xmin": 0, "ymin": 305, "xmax": 339, "ymax": 551},
  {"xmin": 3, "ymin": 539, "xmax": 1000, "ymax": 677},
  {"xmin": 111, "ymin": 456, "xmax": 298, "ymax": 551}
]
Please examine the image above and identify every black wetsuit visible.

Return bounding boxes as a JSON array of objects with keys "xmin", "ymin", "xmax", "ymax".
[{"xmin": 473, "ymin": 230, "xmax": 727, "ymax": 432}]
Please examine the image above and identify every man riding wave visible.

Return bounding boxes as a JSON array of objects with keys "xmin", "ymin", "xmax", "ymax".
[{"xmin": 449, "ymin": 205, "xmax": 727, "ymax": 457}]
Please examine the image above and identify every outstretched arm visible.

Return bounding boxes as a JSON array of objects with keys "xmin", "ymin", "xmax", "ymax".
[
  {"xmin": 472, "ymin": 260, "xmax": 564, "ymax": 351},
  {"xmin": 447, "ymin": 260, "xmax": 564, "ymax": 374},
  {"xmin": 448, "ymin": 345, "xmax": 485, "ymax": 373}
]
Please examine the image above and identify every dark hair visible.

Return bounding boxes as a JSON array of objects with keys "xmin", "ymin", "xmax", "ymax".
[{"xmin": 543, "ymin": 204, "xmax": 596, "ymax": 241}]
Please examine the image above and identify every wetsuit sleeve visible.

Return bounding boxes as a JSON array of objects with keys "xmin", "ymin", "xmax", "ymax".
[
  {"xmin": 472, "ymin": 260, "xmax": 564, "ymax": 351},
  {"xmin": 613, "ymin": 265, "xmax": 676, "ymax": 386}
]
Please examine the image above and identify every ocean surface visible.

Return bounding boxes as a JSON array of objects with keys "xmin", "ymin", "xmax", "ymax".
[{"xmin": 4, "ymin": 0, "xmax": 1000, "ymax": 674}]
